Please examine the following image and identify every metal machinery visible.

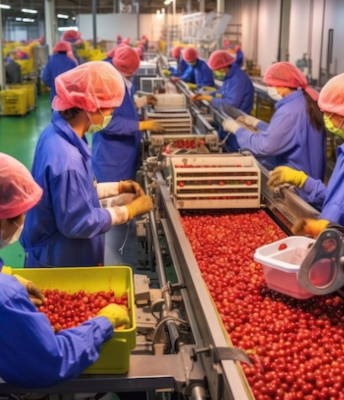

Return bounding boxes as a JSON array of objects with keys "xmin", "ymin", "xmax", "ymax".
[{"xmin": 1, "ymin": 61, "xmax": 333, "ymax": 400}]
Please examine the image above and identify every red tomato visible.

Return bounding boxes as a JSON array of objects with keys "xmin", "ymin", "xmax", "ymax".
[{"xmin": 278, "ymin": 243, "xmax": 287, "ymax": 250}]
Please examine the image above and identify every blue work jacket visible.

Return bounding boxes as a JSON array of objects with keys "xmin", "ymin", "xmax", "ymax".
[
  {"xmin": 103, "ymin": 56, "xmax": 113, "ymax": 63},
  {"xmin": 169, "ymin": 56, "xmax": 188, "ymax": 76},
  {"xmin": 235, "ymin": 50, "xmax": 244, "ymax": 68},
  {"xmin": 41, "ymin": 54, "xmax": 77, "ymax": 103},
  {"xmin": 20, "ymin": 112, "xmax": 112, "ymax": 267},
  {"xmin": 92, "ymin": 84, "xmax": 141, "ymax": 182},
  {"xmin": 180, "ymin": 58, "xmax": 214, "ymax": 88},
  {"xmin": 211, "ymin": 64, "xmax": 254, "ymax": 114},
  {"xmin": 0, "ymin": 272, "xmax": 113, "ymax": 388},
  {"xmin": 235, "ymin": 90, "xmax": 327, "ymax": 181}
]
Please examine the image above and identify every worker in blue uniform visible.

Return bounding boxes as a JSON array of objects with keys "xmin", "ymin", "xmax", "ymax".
[
  {"xmin": 221, "ymin": 62, "xmax": 327, "ymax": 199},
  {"xmin": 191, "ymin": 50, "xmax": 254, "ymax": 114},
  {"xmin": 92, "ymin": 47, "xmax": 163, "ymax": 268},
  {"xmin": 267, "ymin": 73, "xmax": 344, "ymax": 238},
  {"xmin": 0, "ymin": 152, "xmax": 129, "ymax": 388},
  {"xmin": 163, "ymin": 46, "xmax": 188, "ymax": 77},
  {"xmin": 172, "ymin": 46, "xmax": 214, "ymax": 89},
  {"xmin": 20, "ymin": 62, "xmax": 153, "ymax": 268},
  {"xmin": 41, "ymin": 41, "xmax": 77, "ymax": 104},
  {"xmin": 234, "ymin": 45, "xmax": 244, "ymax": 68}
]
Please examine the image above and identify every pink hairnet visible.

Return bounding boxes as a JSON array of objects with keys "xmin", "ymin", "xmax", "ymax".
[
  {"xmin": 106, "ymin": 43, "xmax": 127, "ymax": 58},
  {"xmin": 117, "ymin": 34, "xmax": 122, "ymax": 40},
  {"xmin": 112, "ymin": 46, "xmax": 140, "ymax": 76},
  {"xmin": 171, "ymin": 46, "xmax": 181, "ymax": 58},
  {"xmin": 0, "ymin": 153, "xmax": 42, "ymax": 219},
  {"xmin": 52, "ymin": 61, "xmax": 125, "ymax": 112},
  {"xmin": 235, "ymin": 45, "xmax": 241, "ymax": 52},
  {"xmin": 264, "ymin": 62, "xmax": 319, "ymax": 101},
  {"xmin": 183, "ymin": 47, "xmax": 199, "ymax": 63},
  {"xmin": 62, "ymin": 30, "xmax": 81, "ymax": 43},
  {"xmin": 318, "ymin": 73, "xmax": 344, "ymax": 116},
  {"xmin": 53, "ymin": 41, "xmax": 72, "ymax": 54},
  {"xmin": 122, "ymin": 37, "xmax": 131, "ymax": 45},
  {"xmin": 208, "ymin": 50, "xmax": 235, "ymax": 70}
]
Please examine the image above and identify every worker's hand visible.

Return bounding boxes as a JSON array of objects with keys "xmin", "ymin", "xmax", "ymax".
[
  {"xmin": 201, "ymin": 86, "xmax": 216, "ymax": 92},
  {"xmin": 118, "ymin": 180, "xmax": 144, "ymax": 197},
  {"xmin": 126, "ymin": 195, "xmax": 153, "ymax": 220},
  {"xmin": 292, "ymin": 218, "xmax": 330, "ymax": 238},
  {"xmin": 267, "ymin": 166, "xmax": 308, "ymax": 189},
  {"xmin": 139, "ymin": 120, "xmax": 165, "ymax": 132},
  {"xmin": 171, "ymin": 77, "xmax": 180, "ymax": 83},
  {"xmin": 97, "ymin": 304, "xmax": 130, "ymax": 329},
  {"xmin": 145, "ymin": 94, "xmax": 158, "ymax": 106},
  {"xmin": 222, "ymin": 117, "xmax": 241, "ymax": 134},
  {"xmin": 237, "ymin": 114, "xmax": 261, "ymax": 128},
  {"xmin": 13, "ymin": 274, "xmax": 46, "ymax": 306},
  {"xmin": 187, "ymin": 83, "xmax": 198, "ymax": 90},
  {"xmin": 162, "ymin": 69, "xmax": 171, "ymax": 76},
  {"xmin": 191, "ymin": 94, "xmax": 212, "ymax": 103}
]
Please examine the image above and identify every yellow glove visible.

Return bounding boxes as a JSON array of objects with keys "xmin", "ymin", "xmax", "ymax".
[
  {"xmin": 267, "ymin": 166, "xmax": 308, "ymax": 189},
  {"xmin": 126, "ymin": 195, "xmax": 153, "ymax": 220},
  {"xmin": 162, "ymin": 69, "xmax": 171, "ymax": 76},
  {"xmin": 191, "ymin": 94, "xmax": 212, "ymax": 103},
  {"xmin": 118, "ymin": 180, "xmax": 144, "ymax": 197},
  {"xmin": 292, "ymin": 218, "xmax": 329, "ymax": 238},
  {"xmin": 139, "ymin": 120, "xmax": 165, "ymax": 132},
  {"xmin": 97, "ymin": 304, "xmax": 130, "ymax": 329},
  {"xmin": 145, "ymin": 94, "xmax": 158, "ymax": 106},
  {"xmin": 201, "ymin": 86, "xmax": 216, "ymax": 91},
  {"xmin": 13, "ymin": 274, "xmax": 46, "ymax": 306},
  {"xmin": 187, "ymin": 83, "xmax": 197, "ymax": 90}
]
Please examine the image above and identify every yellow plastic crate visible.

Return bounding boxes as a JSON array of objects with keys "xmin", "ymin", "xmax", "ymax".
[
  {"xmin": 14, "ymin": 266, "xmax": 136, "ymax": 374},
  {"xmin": 1, "ymin": 89, "xmax": 27, "ymax": 115},
  {"xmin": 9, "ymin": 83, "xmax": 35, "ymax": 109},
  {"xmin": 16, "ymin": 59, "xmax": 34, "ymax": 75}
]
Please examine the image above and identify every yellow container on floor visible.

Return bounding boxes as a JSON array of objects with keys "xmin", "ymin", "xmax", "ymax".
[
  {"xmin": 14, "ymin": 266, "xmax": 136, "ymax": 374},
  {"xmin": 9, "ymin": 83, "xmax": 35, "ymax": 109},
  {"xmin": 1, "ymin": 89, "xmax": 27, "ymax": 115}
]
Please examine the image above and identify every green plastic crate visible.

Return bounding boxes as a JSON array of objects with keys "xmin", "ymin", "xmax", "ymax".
[{"xmin": 14, "ymin": 266, "xmax": 136, "ymax": 374}]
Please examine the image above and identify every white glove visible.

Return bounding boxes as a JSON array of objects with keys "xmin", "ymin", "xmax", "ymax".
[
  {"xmin": 222, "ymin": 117, "xmax": 241, "ymax": 134},
  {"xmin": 97, "ymin": 182, "xmax": 120, "ymax": 199},
  {"xmin": 135, "ymin": 96, "xmax": 148, "ymax": 109},
  {"xmin": 237, "ymin": 115, "xmax": 261, "ymax": 128},
  {"xmin": 106, "ymin": 206, "xmax": 129, "ymax": 225}
]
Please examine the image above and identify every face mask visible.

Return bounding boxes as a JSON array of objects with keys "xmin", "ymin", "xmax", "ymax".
[
  {"xmin": 87, "ymin": 110, "xmax": 112, "ymax": 134},
  {"xmin": 267, "ymin": 87, "xmax": 283, "ymax": 101},
  {"xmin": 188, "ymin": 61, "xmax": 197, "ymax": 67},
  {"xmin": 324, "ymin": 114, "xmax": 344, "ymax": 140},
  {"xmin": 0, "ymin": 220, "xmax": 23, "ymax": 250}
]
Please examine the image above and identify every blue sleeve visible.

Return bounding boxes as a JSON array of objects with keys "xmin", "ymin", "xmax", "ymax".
[
  {"xmin": 301, "ymin": 177, "xmax": 327, "ymax": 206},
  {"xmin": 179, "ymin": 65, "xmax": 195, "ymax": 83},
  {"xmin": 51, "ymin": 170, "xmax": 112, "ymax": 238},
  {"xmin": 256, "ymin": 121, "xmax": 269, "ymax": 130},
  {"xmin": 41, "ymin": 60, "xmax": 52, "ymax": 88},
  {"xmin": 0, "ymin": 274, "xmax": 113, "ymax": 388},
  {"xmin": 168, "ymin": 66, "xmax": 178, "ymax": 76},
  {"xmin": 196, "ymin": 63, "xmax": 214, "ymax": 87},
  {"xmin": 211, "ymin": 74, "xmax": 248, "ymax": 109},
  {"xmin": 235, "ymin": 109, "xmax": 296, "ymax": 156},
  {"xmin": 104, "ymin": 118, "xmax": 139, "ymax": 136}
]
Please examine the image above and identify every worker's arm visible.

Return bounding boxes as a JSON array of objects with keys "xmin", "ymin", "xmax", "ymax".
[
  {"xmin": 101, "ymin": 116, "xmax": 139, "ymax": 136},
  {"xmin": 41, "ymin": 60, "xmax": 52, "ymax": 88},
  {"xmin": 0, "ymin": 274, "xmax": 113, "ymax": 388},
  {"xmin": 179, "ymin": 65, "xmax": 195, "ymax": 83}
]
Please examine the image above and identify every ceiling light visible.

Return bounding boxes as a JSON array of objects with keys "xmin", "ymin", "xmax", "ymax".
[
  {"xmin": 57, "ymin": 14, "xmax": 69, "ymax": 19},
  {"xmin": 72, "ymin": 17, "xmax": 76, "ymax": 20},
  {"xmin": 58, "ymin": 26, "xmax": 78, "ymax": 32},
  {"xmin": 164, "ymin": 0, "xmax": 171, "ymax": 4},
  {"xmin": 21, "ymin": 8, "xmax": 37, "ymax": 14},
  {"xmin": 23, "ymin": 18, "xmax": 35, "ymax": 22},
  {"xmin": 15, "ymin": 17, "xmax": 22, "ymax": 21},
  {"xmin": 0, "ymin": 4, "xmax": 11, "ymax": 9}
]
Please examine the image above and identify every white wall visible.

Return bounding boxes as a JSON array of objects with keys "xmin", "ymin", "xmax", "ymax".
[
  {"xmin": 241, "ymin": 0, "xmax": 259, "ymax": 63},
  {"xmin": 289, "ymin": 0, "xmax": 311, "ymax": 66}
]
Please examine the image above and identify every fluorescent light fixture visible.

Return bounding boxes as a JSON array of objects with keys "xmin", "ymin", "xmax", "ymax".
[
  {"xmin": 23, "ymin": 18, "xmax": 35, "ymax": 22},
  {"xmin": 57, "ymin": 26, "xmax": 79, "ymax": 32},
  {"xmin": 164, "ymin": 0, "xmax": 171, "ymax": 4},
  {"xmin": 21, "ymin": 8, "xmax": 37, "ymax": 14},
  {"xmin": 72, "ymin": 17, "xmax": 76, "ymax": 20},
  {"xmin": 57, "ymin": 14, "xmax": 69, "ymax": 19},
  {"xmin": 15, "ymin": 17, "xmax": 22, "ymax": 21},
  {"xmin": 0, "ymin": 4, "xmax": 11, "ymax": 9}
]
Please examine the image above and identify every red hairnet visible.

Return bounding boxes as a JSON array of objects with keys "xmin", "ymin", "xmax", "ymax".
[
  {"xmin": 183, "ymin": 47, "xmax": 199, "ymax": 63},
  {"xmin": 62, "ymin": 30, "xmax": 81, "ymax": 43},
  {"xmin": 53, "ymin": 41, "xmax": 72, "ymax": 54},
  {"xmin": 0, "ymin": 153, "xmax": 42, "ymax": 219},
  {"xmin": 208, "ymin": 50, "xmax": 235, "ymax": 70},
  {"xmin": 112, "ymin": 46, "xmax": 140, "ymax": 76},
  {"xmin": 122, "ymin": 37, "xmax": 131, "ymax": 45},
  {"xmin": 235, "ymin": 45, "xmax": 241, "ymax": 52},
  {"xmin": 117, "ymin": 34, "xmax": 122, "ymax": 40},
  {"xmin": 318, "ymin": 73, "xmax": 344, "ymax": 116},
  {"xmin": 171, "ymin": 46, "xmax": 181, "ymax": 58},
  {"xmin": 264, "ymin": 62, "xmax": 319, "ymax": 101},
  {"xmin": 52, "ymin": 61, "xmax": 125, "ymax": 112},
  {"xmin": 106, "ymin": 43, "xmax": 127, "ymax": 58}
]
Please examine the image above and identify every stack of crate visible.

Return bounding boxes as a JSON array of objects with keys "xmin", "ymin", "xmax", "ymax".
[
  {"xmin": 9, "ymin": 82, "xmax": 36, "ymax": 110},
  {"xmin": 1, "ymin": 89, "xmax": 27, "ymax": 116}
]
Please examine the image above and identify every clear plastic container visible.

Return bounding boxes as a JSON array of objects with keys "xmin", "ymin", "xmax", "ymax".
[{"xmin": 254, "ymin": 236, "xmax": 315, "ymax": 299}]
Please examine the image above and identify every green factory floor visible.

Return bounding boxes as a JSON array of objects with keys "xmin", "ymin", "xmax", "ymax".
[{"xmin": 0, "ymin": 94, "xmax": 52, "ymax": 268}]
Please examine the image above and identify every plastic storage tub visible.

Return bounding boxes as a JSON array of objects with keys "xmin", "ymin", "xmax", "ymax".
[
  {"xmin": 254, "ymin": 236, "xmax": 315, "ymax": 299},
  {"xmin": 14, "ymin": 266, "xmax": 136, "ymax": 374}
]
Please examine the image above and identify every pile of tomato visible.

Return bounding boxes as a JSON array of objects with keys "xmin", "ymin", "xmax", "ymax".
[
  {"xmin": 181, "ymin": 210, "xmax": 344, "ymax": 400},
  {"xmin": 38, "ymin": 289, "xmax": 128, "ymax": 333}
]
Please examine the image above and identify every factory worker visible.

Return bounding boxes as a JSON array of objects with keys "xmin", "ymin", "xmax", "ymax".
[
  {"xmin": 234, "ymin": 45, "xmax": 244, "ymax": 68},
  {"xmin": 117, "ymin": 34, "xmax": 122, "ymax": 45},
  {"xmin": 103, "ymin": 43, "xmax": 127, "ymax": 64},
  {"xmin": 191, "ymin": 50, "xmax": 254, "ymax": 114},
  {"xmin": 0, "ymin": 152, "xmax": 130, "ymax": 388},
  {"xmin": 92, "ymin": 46, "xmax": 162, "ymax": 267},
  {"xmin": 141, "ymin": 34, "xmax": 149, "ymax": 51},
  {"xmin": 163, "ymin": 46, "xmax": 188, "ymax": 77},
  {"xmin": 136, "ymin": 44, "xmax": 145, "ymax": 61},
  {"xmin": 267, "ymin": 73, "xmax": 344, "ymax": 238},
  {"xmin": 20, "ymin": 62, "xmax": 153, "ymax": 268},
  {"xmin": 221, "ymin": 62, "xmax": 326, "ymax": 192},
  {"xmin": 41, "ymin": 41, "xmax": 77, "ymax": 104},
  {"xmin": 61, "ymin": 29, "xmax": 82, "ymax": 64},
  {"xmin": 172, "ymin": 47, "xmax": 214, "ymax": 90}
]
